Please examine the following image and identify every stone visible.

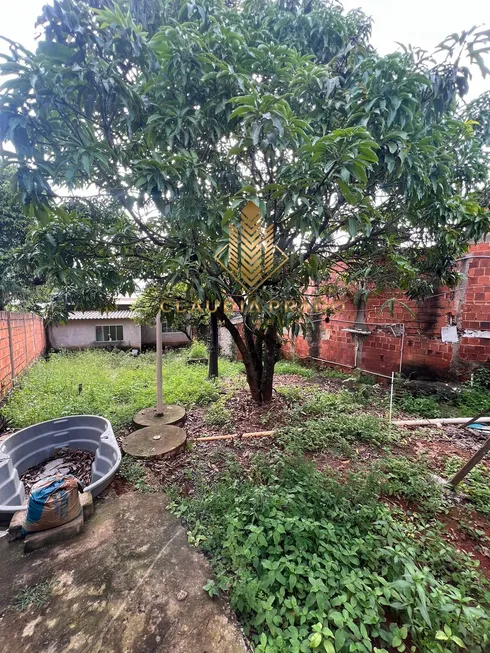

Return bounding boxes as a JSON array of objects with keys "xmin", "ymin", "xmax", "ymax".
[
  {"xmin": 7, "ymin": 510, "xmax": 26, "ymax": 542},
  {"xmin": 122, "ymin": 425, "xmax": 187, "ymax": 460},
  {"xmin": 24, "ymin": 512, "xmax": 84, "ymax": 554},
  {"xmin": 79, "ymin": 491, "xmax": 94, "ymax": 520},
  {"xmin": 133, "ymin": 405, "xmax": 186, "ymax": 429},
  {"xmin": 176, "ymin": 590, "xmax": 188, "ymax": 601}
]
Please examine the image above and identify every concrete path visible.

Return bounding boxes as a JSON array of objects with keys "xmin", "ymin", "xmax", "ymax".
[{"xmin": 0, "ymin": 492, "xmax": 249, "ymax": 653}]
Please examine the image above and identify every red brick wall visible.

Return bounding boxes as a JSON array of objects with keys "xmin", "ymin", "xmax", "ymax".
[
  {"xmin": 283, "ymin": 241, "xmax": 490, "ymax": 380},
  {"xmin": 0, "ymin": 312, "xmax": 46, "ymax": 398}
]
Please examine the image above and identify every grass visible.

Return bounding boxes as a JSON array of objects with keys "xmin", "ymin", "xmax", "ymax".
[
  {"xmin": 188, "ymin": 340, "xmax": 208, "ymax": 359},
  {"xmin": 13, "ymin": 578, "xmax": 56, "ymax": 611},
  {"xmin": 1, "ymin": 350, "xmax": 243, "ymax": 429},
  {"xmin": 274, "ymin": 360, "xmax": 315, "ymax": 378}
]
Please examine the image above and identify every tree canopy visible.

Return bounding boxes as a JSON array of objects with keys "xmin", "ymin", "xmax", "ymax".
[{"xmin": 1, "ymin": 0, "xmax": 489, "ymax": 399}]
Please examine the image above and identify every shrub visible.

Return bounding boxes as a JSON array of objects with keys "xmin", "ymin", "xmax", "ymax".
[
  {"xmin": 172, "ymin": 455, "xmax": 490, "ymax": 653},
  {"xmin": 376, "ymin": 456, "xmax": 445, "ymax": 515},
  {"xmin": 396, "ymin": 394, "xmax": 442, "ymax": 419},
  {"xmin": 187, "ymin": 340, "xmax": 208, "ymax": 359}
]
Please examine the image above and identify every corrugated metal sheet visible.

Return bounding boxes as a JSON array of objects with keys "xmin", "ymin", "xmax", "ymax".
[{"xmin": 68, "ymin": 311, "xmax": 134, "ymax": 320}]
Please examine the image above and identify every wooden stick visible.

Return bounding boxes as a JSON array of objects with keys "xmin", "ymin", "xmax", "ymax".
[
  {"xmin": 449, "ymin": 436, "xmax": 490, "ymax": 487},
  {"xmin": 194, "ymin": 430, "xmax": 276, "ymax": 442}
]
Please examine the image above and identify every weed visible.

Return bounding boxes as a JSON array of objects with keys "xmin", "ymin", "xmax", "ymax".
[
  {"xmin": 171, "ymin": 454, "xmax": 490, "ymax": 652},
  {"xmin": 274, "ymin": 385, "xmax": 304, "ymax": 403},
  {"xmin": 187, "ymin": 340, "xmax": 208, "ymax": 359},
  {"xmin": 1, "ymin": 350, "xmax": 243, "ymax": 429},
  {"xmin": 274, "ymin": 360, "xmax": 315, "ymax": 377},
  {"xmin": 320, "ymin": 367, "xmax": 350, "ymax": 380},
  {"xmin": 376, "ymin": 456, "xmax": 445, "ymax": 515},
  {"xmin": 279, "ymin": 413, "xmax": 394, "ymax": 454},
  {"xmin": 204, "ymin": 398, "xmax": 233, "ymax": 428},
  {"xmin": 13, "ymin": 578, "xmax": 56, "ymax": 611},
  {"xmin": 445, "ymin": 456, "xmax": 490, "ymax": 516},
  {"xmin": 292, "ymin": 390, "xmax": 358, "ymax": 419},
  {"xmin": 396, "ymin": 394, "xmax": 441, "ymax": 419},
  {"xmin": 119, "ymin": 455, "xmax": 153, "ymax": 492}
]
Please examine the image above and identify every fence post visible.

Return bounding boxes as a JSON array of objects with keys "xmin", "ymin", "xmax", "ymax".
[
  {"xmin": 6, "ymin": 313, "xmax": 15, "ymax": 381},
  {"xmin": 388, "ymin": 371, "xmax": 395, "ymax": 425}
]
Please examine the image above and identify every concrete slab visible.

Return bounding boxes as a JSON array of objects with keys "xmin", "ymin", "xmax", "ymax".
[
  {"xmin": 122, "ymin": 425, "xmax": 187, "ymax": 459},
  {"xmin": 0, "ymin": 492, "xmax": 249, "ymax": 653},
  {"xmin": 133, "ymin": 405, "xmax": 186, "ymax": 428}
]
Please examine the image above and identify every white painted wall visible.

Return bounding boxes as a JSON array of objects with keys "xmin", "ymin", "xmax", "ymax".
[{"xmin": 50, "ymin": 319, "xmax": 142, "ymax": 350}]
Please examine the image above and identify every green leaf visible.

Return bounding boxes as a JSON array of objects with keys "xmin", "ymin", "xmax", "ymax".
[
  {"xmin": 323, "ymin": 640, "xmax": 335, "ymax": 653},
  {"xmin": 309, "ymin": 633, "xmax": 322, "ymax": 648}
]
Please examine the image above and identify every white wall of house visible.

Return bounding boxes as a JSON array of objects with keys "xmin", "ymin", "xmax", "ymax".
[{"xmin": 50, "ymin": 319, "xmax": 142, "ymax": 350}]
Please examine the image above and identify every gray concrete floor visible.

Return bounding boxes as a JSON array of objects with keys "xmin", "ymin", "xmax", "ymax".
[{"xmin": 0, "ymin": 492, "xmax": 249, "ymax": 653}]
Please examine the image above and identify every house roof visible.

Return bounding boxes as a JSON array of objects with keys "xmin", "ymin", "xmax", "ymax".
[{"xmin": 68, "ymin": 310, "xmax": 134, "ymax": 320}]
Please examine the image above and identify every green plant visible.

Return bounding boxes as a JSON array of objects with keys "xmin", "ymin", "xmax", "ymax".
[
  {"xmin": 445, "ymin": 456, "xmax": 490, "ymax": 516},
  {"xmin": 1, "ymin": 350, "xmax": 243, "ymax": 429},
  {"xmin": 204, "ymin": 398, "xmax": 233, "ymax": 428},
  {"xmin": 118, "ymin": 455, "xmax": 153, "ymax": 492},
  {"xmin": 320, "ymin": 368, "xmax": 351, "ymax": 380},
  {"xmin": 188, "ymin": 340, "xmax": 208, "ymax": 360},
  {"xmin": 294, "ymin": 390, "xmax": 358, "ymax": 419},
  {"xmin": 171, "ymin": 454, "xmax": 490, "ymax": 652},
  {"xmin": 13, "ymin": 579, "xmax": 56, "ymax": 611},
  {"xmin": 274, "ymin": 360, "xmax": 315, "ymax": 378},
  {"xmin": 275, "ymin": 386, "xmax": 304, "ymax": 403},
  {"xmin": 376, "ymin": 456, "xmax": 445, "ymax": 515},
  {"xmin": 279, "ymin": 413, "xmax": 393, "ymax": 454},
  {"xmin": 396, "ymin": 394, "xmax": 442, "ymax": 419}
]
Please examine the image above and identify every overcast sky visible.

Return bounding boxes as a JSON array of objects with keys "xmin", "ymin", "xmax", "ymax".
[{"xmin": 0, "ymin": 0, "xmax": 489, "ymax": 99}]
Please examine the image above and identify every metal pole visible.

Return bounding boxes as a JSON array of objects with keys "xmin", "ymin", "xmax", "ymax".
[
  {"xmin": 388, "ymin": 372, "xmax": 395, "ymax": 424},
  {"xmin": 156, "ymin": 310, "xmax": 163, "ymax": 416}
]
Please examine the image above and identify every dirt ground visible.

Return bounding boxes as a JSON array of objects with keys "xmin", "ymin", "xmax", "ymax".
[{"xmin": 0, "ymin": 492, "xmax": 249, "ymax": 653}]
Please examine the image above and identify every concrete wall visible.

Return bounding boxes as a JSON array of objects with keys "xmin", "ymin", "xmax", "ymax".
[
  {"xmin": 141, "ymin": 324, "xmax": 191, "ymax": 348},
  {"xmin": 283, "ymin": 241, "xmax": 490, "ymax": 381},
  {"xmin": 0, "ymin": 312, "xmax": 46, "ymax": 398},
  {"xmin": 49, "ymin": 319, "xmax": 141, "ymax": 350}
]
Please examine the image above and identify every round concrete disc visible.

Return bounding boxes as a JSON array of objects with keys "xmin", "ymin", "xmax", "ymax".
[
  {"xmin": 122, "ymin": 425, "xmax": 187, "ymax": 459},
  {"xmin": 133, "ymin": 405, "xmax": 186, "ymax": 429}
]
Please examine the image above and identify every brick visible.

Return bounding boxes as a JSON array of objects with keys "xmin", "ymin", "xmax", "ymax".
[{"xmin": 24, "ymin": 512, "xmax": 84, "ymax": 553}]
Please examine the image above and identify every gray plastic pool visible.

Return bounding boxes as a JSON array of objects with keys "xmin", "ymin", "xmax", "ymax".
[{"xmin": 0, "ymin": 415, "xmax": 121, "ymax": 521}]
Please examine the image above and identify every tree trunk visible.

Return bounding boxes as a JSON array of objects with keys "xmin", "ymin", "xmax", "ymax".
[
  {"xmin": 261, "ymin": 327, "xmax": 277, "ymax": 403},
  {"xmin": 216, "ymin": 305, "xmax": 277, "ymax": 403},
  {"xmin": 208, "ymin": 311, "xmax": 219, "ymax": 380}
]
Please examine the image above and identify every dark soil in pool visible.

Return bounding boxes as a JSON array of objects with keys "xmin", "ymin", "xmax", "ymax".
[{"xmin": 20, "ymin": 448, "xmax": 95, "ymax": 496}]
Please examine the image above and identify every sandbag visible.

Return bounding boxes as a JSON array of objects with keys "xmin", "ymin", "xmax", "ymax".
[{"xmin": 22, "ymin": 474, "xmax": 82, "ymax": 536}]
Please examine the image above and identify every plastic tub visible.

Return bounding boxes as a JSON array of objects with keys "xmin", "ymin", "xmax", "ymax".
[{"xmin": 0, "ymin": 415, "xmax": 121, "ymax": 521}]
